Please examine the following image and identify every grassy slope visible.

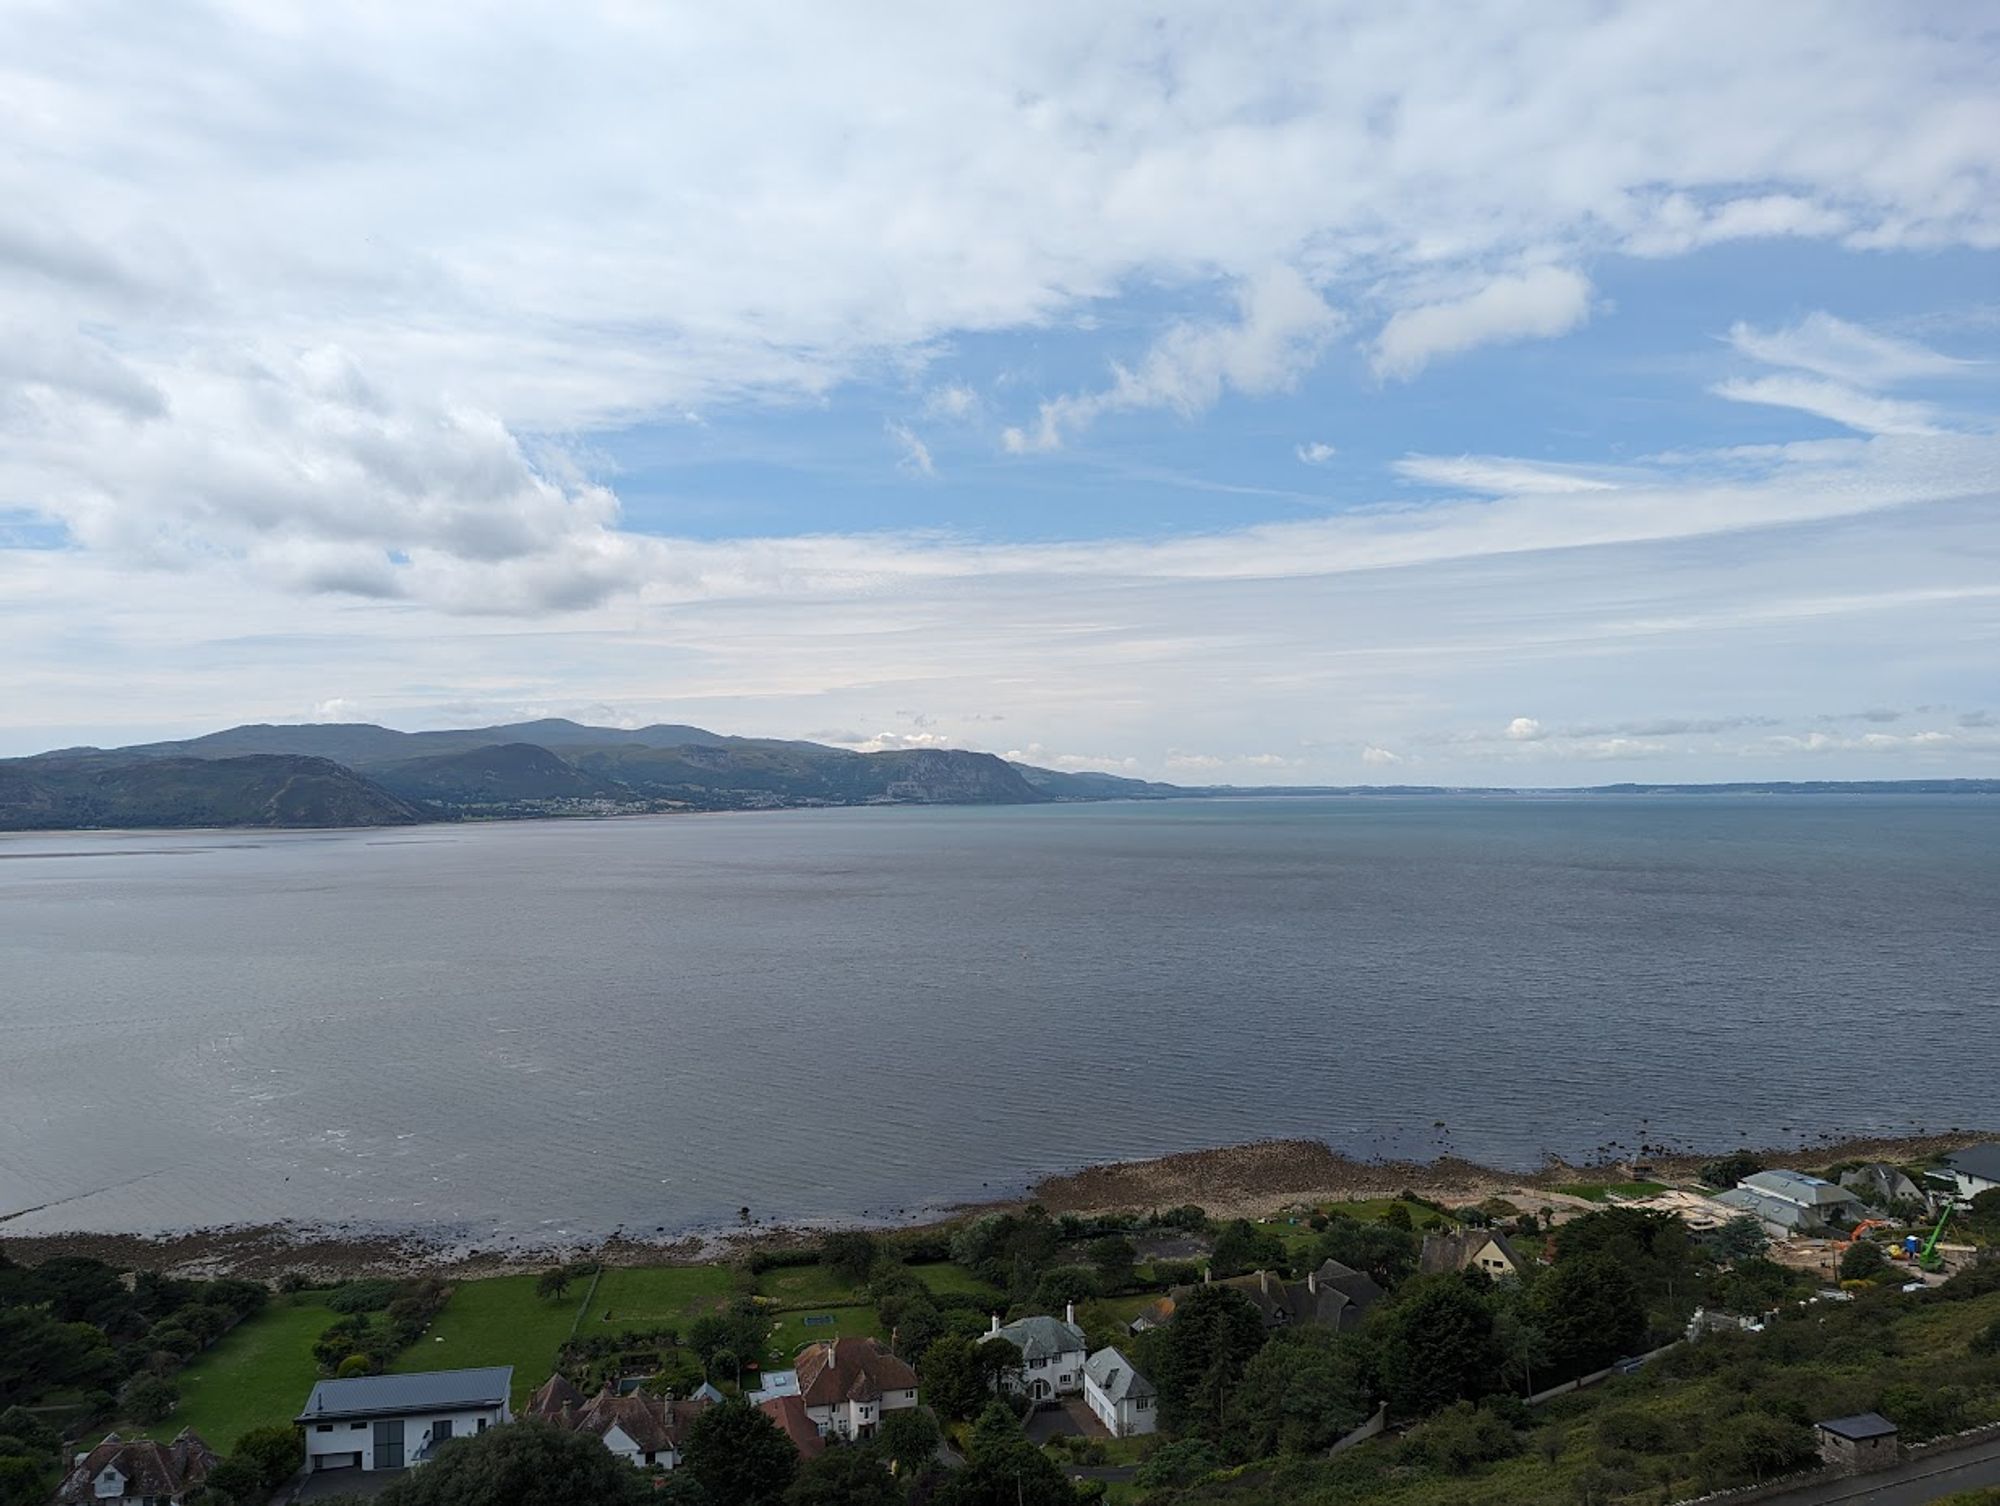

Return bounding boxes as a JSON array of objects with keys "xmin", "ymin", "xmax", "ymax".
[
  {"xmin": 131, "ymin": 1295, "xmax": 332, "ymax": 1450},
  {"xmin": 587, "ymin": 1265, "xmax": 738, "ymax": 1327},
  {"xmin": 391, "ymin": 1275, "xmax": 589, "ymax": 1408}
]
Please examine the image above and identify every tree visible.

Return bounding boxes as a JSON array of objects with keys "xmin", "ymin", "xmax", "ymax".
[
  {"xmin": 1380, "ymin": 1202, "xmax": 1412, "ymax": 1231},
  {"xmin": 1839, "ymin": 1240, "xmax": 1888, "ymax": 1282},
  {"xmin": 374, "ymin": 1421, "xmax": 650, "ymax": 1506},
  {"xmin": 535, "ymin": 1267, "xmax": 572, "ymax": 1302},
  {"xmin": 933, "ymin": 1403, "xmax": 1079, "ymax": 1506},
  {"xmin": 1553, "ymin": 1208, "xmax": 1692, "ymax": 1312},
  {"xmin": 1086, "ymin": 1236, "xmax": 1137, "ymax": 1290},
  {"xmin": 1208, "ymin": 1219, "xmax": 1285, "ymax": 1278},
  {"xmin": 1372, "ymin": 1275, "xmax": 1502, "ymax": 1416},
  {"xmin": 1531, "ymin": 1254, "xmax": 1645, "ymax": 1380},
  {"xmin": 1709, "ymin": 1215, "xmax": 1770, "ymax": 1263},
  {"xmin": 0, "ymin": 1310, "xmax": 119, "ymax": 1408},
  {"xmin": 230, "ymin": 1424, "xmax": 304, "ymax": 1490},
  {"xmin": 118, "ymin": 1374, "xmax": 179, "ymax": 1424},
  {"xmin": 1314, "ymin": 1220, "xmax": 1420, "ymax": 1289},
  {"xmin": 1030, "ymin": 1266, "xmax": 1099, "ymax": 1310},
  {"xmin": 874, "ymin": 1405, "xmax": 942, "ymax": 1478},
  {"xmin": 822, "ymin": 1232, "xmax": 883, "ymax": 1288},
  {"xmin": 1227, "ymin": 1325, "xmax": 1373, "ymax": 1456},
  {"xmin": 784, "ymin": 1447, "xmax": 899, "ymax": 1506},
  {"xmin": 1133, "ymin": 1439, "xmax": 1221, "ymax": 1488},
  {"xmin": 681, "ymin": 1398, "xmax": 799, "ymax": 1506},
  {"xmin": 921, "ymin": 1334, "xmax": 1007, "ymax": 1422},
  {"xmin": 1699, "ymin": 1152, "xmax": 1764, "ymax": 1190},
  {"xmin": 1132, "ymin": 1285, "xmax": 1266, "ymax": 1438}
]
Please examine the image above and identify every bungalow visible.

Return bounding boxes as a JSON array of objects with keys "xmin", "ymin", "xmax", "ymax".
[
  {"xmin": 1419, "ymin": 1229, "xmax": 1527, "ymax": 1281},
  {"xmin": 1081, "ymin": 1348, "xmax": 1157, "ymax": 1438},
  {"xmin": 984, "ymin": 1307, "xmax": 1088, "ymax": 1401},
  {"xmin": 1716, "ymin": 1170, "xmax": 1863, "ymax": 1238},
  {"xmin": 297, "ymin": 1367, "xmax": 512, "ymax": 1472},
  {"xmin": 1816, "ymin": 1412, "xmax": 1899, "ymax": 1474},
  {"xmin": 795, "ymin": 1336, "xmax": 920, "ymax": 1440},
  {"xmin": 54, "ymin": 1431, "xmax": 217, "ymax": 1506},
  {"xmin": 1934, "ymin": 1144, "xmax": 2000, "ymax": 1205},
  {"xmin": 522, "ymin": 1375, "xmax": 707, "ymax": 1469}
]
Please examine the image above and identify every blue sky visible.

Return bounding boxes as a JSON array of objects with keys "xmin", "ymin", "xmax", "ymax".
[{"xmin": 1, "ymin": 4, "xmax": 1997, "ymax": 781}]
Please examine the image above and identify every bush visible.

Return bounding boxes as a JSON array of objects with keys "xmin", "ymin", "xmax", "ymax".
[
  {"xmin": 118, "ymin": 1375, "xmax": 178, "ymax": 1424},
  {"xmin": 1595, "ymin": 1408, "xmax": 1672, "ymax": 1455},
  {"xmin": 1840, "ymin": 1241, "xmax": 1889, "ymax": 1282},
  {"xmin": 1411, "ymin": 1400, "xmax": 1520, "ymax": 1475},
  {"xmin": 231, "ymin": 1426, "xmax": 304, "ymax": 1491},
  {"xmin": 336, "ymin": 1354, "xmax": 375, "ymax": 1378},
  {"xmin": 1134, "ymin": 1439, "xmax": 1221, "ymax": 1488},
  {"xmin": 326, "ymin": 1279, "xmax": 400, "ymax": 1315},
  {"xmin": 1700, "ymin": 1152, "xmax": 1765, "ymax": 1190},
  {"xmin": 1151, "ymin": 1260, "xmax": 1200, "ymax": 1287}
]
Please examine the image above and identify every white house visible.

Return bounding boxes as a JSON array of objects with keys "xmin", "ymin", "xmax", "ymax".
[
  {"xmin": 297, "ymin": 1367, "xmax": 513, "ymax": 1472},
  {"xmin": 794, "ymin": 1337, "xmax": 920, "ymax": 1441},
  {"xmin": 55, "ymin": 1431, "xmax": 217, "ymax": 1505},
  {"xmin": 984, "ymin": 1306, "xmax": 1088, "ymax": 1402},
  {"xmin": 1082, "ymin": 1348, "xmax": 1157, "ymax": 1438},
  {"xmin": 1935, "ymin": 1144, "xmax": 2000, "ymax": 1205},
  {"xmin": 522, "ymin": 1374, "xmax": 708, "ymax": 1470},
  {"xmin": 1716, "ymin": 1170, "xmax": 1863, "ymax": 1238}
]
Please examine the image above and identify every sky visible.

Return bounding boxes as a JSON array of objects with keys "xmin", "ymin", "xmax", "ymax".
[{"xmin": 2, "ymin": 3, "xmax": 1998, "ymax": 783}]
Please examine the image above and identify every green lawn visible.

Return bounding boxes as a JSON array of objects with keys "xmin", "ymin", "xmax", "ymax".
[
  {"xmin": 586, "ymin": 1265, "xmax": 738, "ymax": 1329},
  {"xmin": 761, "ymin": 1305, "xmax": 885, "ymax": 1368},
  {"xmin": 132, "ymin": 1294, "xmax": 333, "ymax": 1450},
  {"xmin": 911, "ymin": 1261, "xmax": 1002, "ymax": 1301},
  {"xmin": 1553, "ymin": 1181, "xmax": 1670, "ymax": 1202},
  {"xmin": 756, "ymin": 1263, "xmax": 870, "ymax": 1309},
  {"xmin": 393, "ymin": 1274, "xmax": 587, "ymax": 1406}
]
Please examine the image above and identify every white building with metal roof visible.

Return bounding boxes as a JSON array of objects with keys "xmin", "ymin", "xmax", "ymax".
[
  {"xmin": 1082, "ymin": 1347, "xmax": 1157, "ymax": 1437},
  {"xmin": 297, "ymin": 1367, "xmax": 513, "ymax": 1473}
]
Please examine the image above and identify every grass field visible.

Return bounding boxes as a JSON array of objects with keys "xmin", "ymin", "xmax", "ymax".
[
  {"xmin": 393, "ymin": 1274, "xmax": 588, "ymax": 1406},
  {"xmin": 586, "ymin": 1265, "xmax": 738, "ymax": 1329},
  {"xmin": 761, "ymin": 1303, "xmax": 886, "ymax": 1367},
  {"xmin": 910, "ymin": 1261, "xmax": 1003, "ymax": 1300},
  {"xmin": 131, "ymin": 1294, "xmax": 333, "ymax": 1450},
  {"xmin": 756, "ymin": 1263, "xmax": 870, "ymax": 1308},
  {"xmin": 1554, "ymin": 1181, "xmax": 1671, "ymax": 1202}
]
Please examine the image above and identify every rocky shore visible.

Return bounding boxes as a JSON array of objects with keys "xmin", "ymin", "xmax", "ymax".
[{"xmin": 4, "ymin": 1129, "xmax": 1986, "ymax": 1280}]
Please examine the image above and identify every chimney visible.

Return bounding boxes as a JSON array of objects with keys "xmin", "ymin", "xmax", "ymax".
[
  {"xmin": 1202, "ymin": 1266, "xmax": 1210, "ymax": 1284},
  {"xmin": 989, "ymin": 1313, "xmax": 1000, "ymax": 1336},
  {"xmin": 1308, "ymin": 1270, "xmax": 1318, "ymax": 1295},
  {"xmin": 1065, "ymin": 1302, "xmax": 1075, "ymax": 1327},
  {"xmin": 1258, "ymin": 1269, "xmax": 1269, "ymax": 1294}
]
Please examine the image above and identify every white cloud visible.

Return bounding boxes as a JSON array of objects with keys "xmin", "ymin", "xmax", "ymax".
[
  {"xmin": 1361, "ymin": 745, "xmax": 1402, "ymax": 766},
  {"xmin": 1626, "ymin": 193, "xmax": 1849, "ymax": 257},
  {"xmin": 1727, "ymin": 313, "xmax": 1975, "ymax": 389},
  {"xmin": 309, "ymin": 699, "xmax": 366, "ymax": 722},
  {"xmin": 886, "ymin": 421, "xmax": 936, "ymax": 477},
  {"xmin": 836, "ymin": 730, "xmax": 956, "ymax": 752},
  {"xmin": 1373, "ymin": 268, "xmax": 1593, "ymax": 381},
  {"xmin": 1506, "ymin": 717, "xmax": 1546, "ymax": 741},
  {"xmin": 922, "ymin": 384, "xmax": 979, "ymax": 420},
  {"xmin": 1003, "ymin": 268, "xmax": 1341, "ymax": 452},
  {"xmin": 1296, "ymin": 441, "xmax": 1337, "ymax": 465},
  {"xmin": 1394, "ymin": 455, "xmax": 1620, "ymax": 494},
  {"xmin": 1711, "ymin": 376, "xmax": 1940, "ymax": 436}
]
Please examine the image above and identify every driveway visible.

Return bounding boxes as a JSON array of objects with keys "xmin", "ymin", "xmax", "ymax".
[
  {"xmin": 1025, "ymin": 1399, "xmax": 1109, "ymax": 1445},
  {"xmin": 288, "ymin": 1467, "xmax": 402, "ymax": 1502}
]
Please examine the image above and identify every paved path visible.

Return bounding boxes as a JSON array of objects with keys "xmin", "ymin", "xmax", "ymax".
[{"xmin": 1769, "ymin": 1435, "xmax": 2000, "ymax": 1505}]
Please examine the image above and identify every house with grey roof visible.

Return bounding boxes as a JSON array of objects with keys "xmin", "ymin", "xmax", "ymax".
[
  {"xmin": 984, "ymin": 1305, "xmax": 1087, "ymax": 1402},
  {"xmin": 54, "ymin": 1430, "xmax": 217, "ymax": 1506},
  {"xmin": 1935, "ymin": 1143, "xmax": 2000, "ymax": 1205},
  {"xmin": 297, "ymin": 1367, "xmax": 513, "ymax": 1473},
  {"xmin": 1716, "ymin": 1170, "xmax": 1862, "ymax": 1238},
  {"xmin": 1082, "ymin": 1347, "xmax": 1157, "ymax": 1438}
]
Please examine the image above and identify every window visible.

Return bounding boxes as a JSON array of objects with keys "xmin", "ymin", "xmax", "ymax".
[
  {"xmin": 316, "ymin": 1424, "xmax": 334, "ymax": 1433},
  {"xmin": 351, "ymin": 1422, "xmax": 366, "ymax": 1431},
  {"xmin": 476, "ymin": 1418, "xmax": 488, "ymax": 1433}
]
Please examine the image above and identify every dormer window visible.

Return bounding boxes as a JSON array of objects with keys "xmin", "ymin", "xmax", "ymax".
[{"xmin": 94, "ymin": 1467, "xmax": 124, "ymax": 1498}]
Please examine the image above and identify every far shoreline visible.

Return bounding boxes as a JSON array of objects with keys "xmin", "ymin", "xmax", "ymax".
[{"xmin": 3, "ymin": 1126, "xmax": 1987, "ymax": 1282}]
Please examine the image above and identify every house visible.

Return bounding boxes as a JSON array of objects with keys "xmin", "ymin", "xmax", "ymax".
[
  {"xmin": 794, "ymin": 1336, "xmax": 920, "ymax": 1440},
  {"xmin": 1934, "ymin": 1144, "xmax": 2000, "ymax": 1205},
  {"xmin": 1816, "ymin": 1412, "xmax": 1899, "ymax": 1474},
  {"xmin": 54, "ymin": 1431, "xmax": 217, "ymax": 1506},
  {"xmin": 984, "ymin": 1307, "xmax": 1088, "ymax": 1401},
  {"xmin": 522, "ymin": 1376, "xmax": 707, "ymax": 1469},
  {"xmin": 758, "ymin": 1394, "xmax": 827, "ymax": 1461},
  {"xmin": 1838, "ymin": 1163, "xmax": 1927, "ymax": 1209},
  {"xmin": 1715, "ymin": 1170, "xmax": 1863, "ymax": 1238},
  {"xmin": 1418, "ymin": 1229, "xmax": 1527, "ymax": 1280},
  {"xmin": 297, "ymin": 1367, "xmax": 513, "ymax": 1472},
  {"xmin": 1148, "ymin": 1259, "xmax": 1384, "ymax": 1337},
  {"xmin": 1081, "ymin": 1348, "xmax": 1157, "ymax": 1438}
]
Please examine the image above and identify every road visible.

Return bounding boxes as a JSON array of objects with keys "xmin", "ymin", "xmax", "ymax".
[{"xmin": 1774, "ymin": 1435, "xmax": 2000, "ymax": 1505}]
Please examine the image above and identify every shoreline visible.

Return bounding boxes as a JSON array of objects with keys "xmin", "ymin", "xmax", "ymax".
[{"xmin": 3, "ymin": 1127, "xmax": 1985, "ymax": 1281}]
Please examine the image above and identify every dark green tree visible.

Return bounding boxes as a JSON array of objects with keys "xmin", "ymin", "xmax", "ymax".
[
  {"xmin": 783, "ymin": 1446, "xmax": 899, "ymax": 1506},
  {"xmin": 0, "ymin": 1310, "xmax": 119, "ymax": 1408},
  {"xmin": 1226, "ymin": 1325, "xmax": 1374, "ymax": 1456},
  {"xmin": 822, "ymin": 1232, "xmax": 883, "ymax": 1288},
  {"xmin": 535, "ymin": 1268, "xmax": 572, "ymax": 1302},
  {"xmin": 933, "ymin": 1403, "xmax": 1078, "ymax": 1506},
  {"xmin": 118, "ymin": 1374, "xmax": 179, "ymax": 1424},
  {"xmin": 1531, "ymin": 1254, "xmax": 1645, "ymax": 1380},
  {"xmin": 373, "ymin": 1421, "xmax": 650, "ymax": 1506},
  {"xmin": 1208, "ymin": 1220, "xmax": 1285, "ymax": 1278},
  {"xmin": 920, "ymin": 1334, "xmax": 1006, "ymax": 1422},
  {"xmin": 1313, "ymin": 1220, "xmax": 1420, "ymax": 1288},
  {"xmin": 1372, "ymin": 1275, "xmax": 1502, "ymax": 1416},
  {"xmin": 1839, "ymin": 1240, "xmax": 1888, "ymax": 1282},
  {"xmin": 1132, "ymin": 1285, "xmax": 1266, "ymax": 1438},
  {"xmin": 681, "ymin": 1397, "xmax": 799, "ymax": 1506},
  {"xmin": 1699, "ymin": 1152, "xmax": 1764, "ymax": 1189},
  {"xmin": 1553, "ymin": 1208, "xmax": 1693, "ymax": 1311},
  {"xmin": 874, "ymin": 1405, "xmax": 942, "ymax": 1477},
  {"xmin": 1708, "ymin": 1215, "xmax": 1770, "ymax": 1263},
  {"xmin": 229, "ymin": 1424, "xmax": 304, "ymax": 1490},
  {"xmin": 1086, "ymin": 1236, "xmax": 1137, "ymax": 1290}
]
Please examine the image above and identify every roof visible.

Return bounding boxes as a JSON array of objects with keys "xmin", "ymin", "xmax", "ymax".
[
  {"xmin": 796, "ymin": 1337, "xmax": 919, "ymax": 1407},
  {"xmin": 1082, "ymin": 1347, "xmax": 1155, "ymax": 1405},
  {"xmin": 1739, "ymin": 1169, "xmax": 1862, "ymax": 1208},
  {"xmin": 523, "ymin": 1372, "xmax": 586, "ymax": 1419},
  {"xmin": 298, "ymin": 1367, "xmax": 513, "ymax": 1420},
  {"xmin": 1716, "ymin": 1187, "xmax": 1815, "ymax": 1229},
  {"xmin": 1817, "ymin": 1412, "xmax": 1898, "ymax": 1441},
  {"xmin": 987, "ymin": 1313, "xmax": 1086, "ymax": 1361},
  {"xmin": 759, "ymin": 1395, "xmax": 826, "ymax": 1460},
  {"xmin": 529, "ymin": 1380, "xmax": 706, "ymax": 1453},
  {"xmin": 56, "ymin": 1431, "xmax": 217, "ymax": 1504},
  {"xmin": 747, "ymin": 1369, "xmax": 800, "ymax": 1404},
  {"xmin": 1418, "ymin": 1229, "xmax": 1526, "ymax": 1277},
  {"xmin": 1946, "ymin": 1143, "xmax": 2000, "ymax": 1185}
]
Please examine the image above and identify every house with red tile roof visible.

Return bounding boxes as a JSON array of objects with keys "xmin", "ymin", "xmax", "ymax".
[
  {"xmin": 54, "ymin": 1431, "xmax": 217, "ymax": 1506},
  {"xmin": 757, "ymin": 1394, "xmax": 827, "ymax": 1460},
  {"xmin": 793, "ymin": 1337, "xmax": 919, "ymax": 1441},
  {"xmin": 522, "ymin": 1376, "xmax": 708, "ymax": 1470}
]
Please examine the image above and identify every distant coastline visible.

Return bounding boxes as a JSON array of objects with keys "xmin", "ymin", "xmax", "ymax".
[{"xmin": 4, "ymin": 1128, "xmax": 1987, "ymax": 1282}]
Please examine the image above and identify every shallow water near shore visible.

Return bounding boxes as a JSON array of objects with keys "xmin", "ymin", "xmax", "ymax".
[{"xmin": 3, "ymin": 795, "xmax": 1996, "ymax": 1240}]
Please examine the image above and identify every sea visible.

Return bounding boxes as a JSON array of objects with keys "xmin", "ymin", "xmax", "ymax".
[{"xmin": 1, "ymin": 795, "xmax": 1995, "ymax": 1245}]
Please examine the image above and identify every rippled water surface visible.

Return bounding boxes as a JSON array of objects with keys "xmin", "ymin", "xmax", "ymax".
[{"xmin": 3, "ymin": 796, "xmax": 1996, "ymax": 1239}]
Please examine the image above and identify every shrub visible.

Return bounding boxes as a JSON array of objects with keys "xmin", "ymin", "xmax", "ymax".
[
  {"xmin": 1839, "ymin": 1241, "xmax": 1889, "ymax": 1282},
  {"xmin": 1411, "ymin": 1400, "xmax": 1519, "ymax": 1475},
  {"xmin": 1151, "ymin": 1260, "xmax": 1200, "ymax": 1286},
  {"xmin": 336, "ymin": 1354, "xmax": 375, "ymax": 1378},
  {"xmin": 118, "ymin": 1375, "xmax": 178, "ymax": 1423},
  {"xmin": 326, "ymin": 1279, "xmax": 400, "ymax": 1315},
  {"xmin": 1134, "ymin": 1439, "xmax": 1221, "ymax": 1488},
  {"xmin": 1700, "ymin": 1152, "xmax": 1764, "ymax": 1190},
  {"xmin": 231, "ymin": 1425, "xmax": 304, "ymax": 1490}
]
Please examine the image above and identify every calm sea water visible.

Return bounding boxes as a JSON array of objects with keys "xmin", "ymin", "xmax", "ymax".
[{"xmin": 2, "ymin": 797, "xmax": 1995, "ymax": 1243}]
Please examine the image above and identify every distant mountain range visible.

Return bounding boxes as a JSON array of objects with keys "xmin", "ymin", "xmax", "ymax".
[{"xmin": 1, "ymin": 718, "xmax": 1993, "ymax": 830}]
